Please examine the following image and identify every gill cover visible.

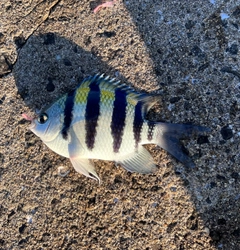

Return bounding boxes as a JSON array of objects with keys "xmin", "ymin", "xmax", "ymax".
[{"xmin": 30, "ymin": 104, "xmax": 62, "ymax": 143}]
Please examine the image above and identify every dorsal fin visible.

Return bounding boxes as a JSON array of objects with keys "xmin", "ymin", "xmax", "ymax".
[{"xmin": 79, "ymin": 74, "xmax": 159, "ymax": 115}]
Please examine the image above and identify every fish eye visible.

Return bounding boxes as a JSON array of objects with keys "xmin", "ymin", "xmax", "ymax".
[{"xmin": 37, "ymin": 113, "xmax": 48, "ymax": 124}]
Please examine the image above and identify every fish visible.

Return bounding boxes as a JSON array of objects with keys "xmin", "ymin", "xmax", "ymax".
[{"xmin": 23, "ymin": 74, "xmax": 210, "ymax": 182}]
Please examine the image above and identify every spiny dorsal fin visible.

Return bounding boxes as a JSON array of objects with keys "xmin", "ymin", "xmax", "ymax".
[{"xmin": 79, "ymin": 74, "xmax": 160, "ymax": 114}]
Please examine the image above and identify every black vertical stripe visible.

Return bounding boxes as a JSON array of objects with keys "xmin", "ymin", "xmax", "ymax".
[
  {"xmin": 85, "ymin": 79, "xmax": 101, "ymax": 150},
  {"xmin": 61, "ymin": 89, "xmax": 76, "ymax": 140},
  {"xmin": 111, "ymin": 88, "xmax": 127, "ymax": 153},
  {"xmin": 147, "ymin": 121, "xmax": 155, "ymax": 141},
  {"xmin": 133, "ymin": 101, "xmax": 144, "ymax": 148}
]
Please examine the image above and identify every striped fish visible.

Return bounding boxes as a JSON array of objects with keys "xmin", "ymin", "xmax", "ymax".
[{"xmin": 23, "ymin": 75, "xmax": 210, "ymax": 182}]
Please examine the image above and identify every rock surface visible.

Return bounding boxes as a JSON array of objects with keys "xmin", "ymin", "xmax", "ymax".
[{"xmin": 0, "ymin": 0, "xmax": 239, "ymax": 249}]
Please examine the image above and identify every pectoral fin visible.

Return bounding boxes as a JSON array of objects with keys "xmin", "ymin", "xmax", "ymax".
[
  {"xmin": 69, "ymin": 157, "xmax": 100, "ymax": 182},
  {"xmin": 68, "ymin": 128, "xmax": 100, "ymax": 182},
  {"xmin": 117, "ymin": 146, "xmax": 157, "ymax": 174}
]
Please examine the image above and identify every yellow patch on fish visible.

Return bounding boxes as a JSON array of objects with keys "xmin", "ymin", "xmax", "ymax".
[
  {"xmin": 75, "ymin": 87, "xmax": 90, "ymax": 104},
  {"xmin": 100, "ymin": 89, "xmax": 115, "ymax": 104}
]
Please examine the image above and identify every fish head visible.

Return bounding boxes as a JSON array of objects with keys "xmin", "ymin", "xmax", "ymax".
[{"xmin": 23, "ymin": 103, "xmax": 63, "ymax": 143}]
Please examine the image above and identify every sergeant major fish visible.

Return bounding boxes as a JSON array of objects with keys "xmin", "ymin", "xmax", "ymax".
[{"xmin": 23, "ymin": 74, "xmax": 210, "ymax": 182}]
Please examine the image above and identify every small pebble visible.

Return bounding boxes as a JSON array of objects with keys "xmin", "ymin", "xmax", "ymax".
[
  {"xmin": 203, "ymin": 227, "xmax": 210, "ymax": 235},
  {"xmin": 170, "ymin": 186, "xmax": 177, "ymax": 192},
  {"xmin": 220, "ymin": 13, "xmax": 230, "ymax": 20},
  {"xmin": 152, "ymin": 202, "xmax": 158, "ymax": 208},
  {"xmin": 58, "ymin": 166, "xmax": 70, "ymax": 177},
  {"xmin": 26, "ymin": 215, "xmax": 33, "ymax": 224}
]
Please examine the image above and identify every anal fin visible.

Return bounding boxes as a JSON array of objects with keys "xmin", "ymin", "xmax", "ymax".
[{"xmin": 117, "ymin": 146, "xmax": 157, "ymax": 174}]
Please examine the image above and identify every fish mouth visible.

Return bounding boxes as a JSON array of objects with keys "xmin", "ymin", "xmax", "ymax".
[
  {"xmin": 22, "ymin": 113, "xmax": 33, "ymax": 121},
  {"xmin": 22, "ymin": 113, "xmax": 37, "ymax": 130}
]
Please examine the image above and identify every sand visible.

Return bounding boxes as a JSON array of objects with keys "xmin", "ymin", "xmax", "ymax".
[{"xmin": 0, "ymin": 0, "xmax": 239, "ymax": 249}]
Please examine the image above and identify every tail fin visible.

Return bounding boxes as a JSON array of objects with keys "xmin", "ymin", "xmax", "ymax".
[{"xmin": 156, "ymin": 123, "xmax": 210, "ymax": 168}]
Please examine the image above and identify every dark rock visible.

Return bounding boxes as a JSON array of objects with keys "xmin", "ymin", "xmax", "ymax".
[
  {"xmin": 18, "ymin": 238, "xmax": 27, "ymax": 245},
  {"xmin": 167, "ymin": 75, "xmax": 172, "ymax": 84},
  {"xmin": 226, "ymin": 44, "xmax": 238, "ymax": 55},
  {"xmin": 43, "ymin": 33, "xmax": 55, "ymax": 45},
  {"xmin": 185, "ymin": 20, "xmax": 196, "ymax": 29},
  {"xmin": 183, "ymin": 179, "xmax": 190, "ymax": 186},
  {"xmin": 83, "ymin": 36, "xmax": 91, "ymax": 46},
  {"xmin": 221, "ymin": 67, "xmax": 240, "ymax": 80},
  {"xmin": 114, "ymin": 175, "xmax": 122, "ymax": 184},
  {"xmin": 219, "ymin": 140, "xmax": 226, "ymax": 145},
  {"xmin": 14, "ymin": 36, "xmax": 26, "ymax": 49},
  {"xmin": 167, "ymin": 222, "xmax": 177, "ymax": 233},
  {"xmin": 220, "ymin": 125, "xmax": 233, "ymax": 140},
  {"xmin": 206, "ymin": 197, "xmax": 211, "ymax": 204},
  {"xmin": 217, "ymin": 218, "xmax": 226, "ymax": 225},
  {"xmin": 186, "ymin": 215, "xmax": 198, "ymax": 230},
  {"xmin": 174, "ymin": 170, "xmax": 181, "ymax": 175},
  {"xmin": 19, "ymin": 223, "xmax": 27, "ymax": 234},
  {"xmin": 0, "ymin": 152, "xmax": 4, "ymax": 164},
  {"xmin": 230, "ymin": 172, "xmax": 239, "ymax": 179},
  {"xmin": 51, "ymin": 198, "xmax": 60, "ymax": 205},
  {"xmin": 233, "ymin": 228, "xmax": 240, "ymax": 237},
  {"xmin": 0, "ymin": 55, "xmax": 12, "ymax": 76},
  {"xmin": 151, "ymin": 186, "xmax": 161, "ymax": 191},
  {"xmin": 88, "ymin": 196, "xmax": 96, "ymax": 205},
  {"xmin": 184, "ymin": 101, "xmax": 191, "ymax": 110},
  {"xmin": 210, "ymin": 230, "xmax": 222, "ymax": 242},
  {"xmin": 58, "ymin": 16, "xmax": 71, "ymax": 22},
  {"xmin": 216, "ymin": 174, "xmax": 226, "ymax": 181},
  {"xmin": 225, "ymin": 148, "xmax": 231, "ymax": 154},
  {"xmin": 154, "ymin": 66, "xmax": 164, "ymax": 76},
  {"xmin": 5, "ymin": 4, "xmax": 11, "ymax": 11},
  {"xmin": 0, "ymin": 33, "xmax": 4, "ymax": 44},
  {"xmin": 198, "ymin": 62, "xmax": 209, "ymax": 71},
  {"xmin": 230, "ymin": 101, "xmax": 239, "ymax": 118},
  {"xmin": 73, "ymin": 46, "xmax": 78, "ymax": 53},
  {"xmin": 156, "ymin": 48, "xmax": 162, "ymax": 54},
  {"xmin": 97, "ymin": 31, "xmax": 116, "ymax": 38},
  {"xmin": 197, "ymin": 135, "xmax": 209, "ymax": 144},
  {"xmin": 231, "ymin": 22, "xmax": 238, "ymax": 29},
  {"xmin": 210, "ymin": 182, "xmax": 217, "ymax": 188},
  {"xmin": 63, "ymin": 58, "xmax": 72, "ymax": 66},
  {"xmin": 232, "ymin": 6, "xmax": 240, "ymax": 18},
  {"xmin": 46, "ymin": 77, "xmax": 55, "ymax": 92},
  {"xmin": 0, "ymin": 95, "xmax": 5, "ymax": 104},
  {"xmin": 191, "ymin": 45, "xmax": 202, "ymax": 56},
  {"xmin": 169, "ymin": 96, "xmax": 181, "ymax": 103},
  {"xmin": 91, "ymin": 46, "xmax": 99, "ymax": 56},
  {"xmin": 162, "ymin": 59, "xmax": 168, "ymax": 64},
  {"xmin": 0, "ymin": 239, "xmax": 5, "ymax": 246},
  {"xmin": 8, "ymin": 210, "xmax": 15, "ymax": 219}
]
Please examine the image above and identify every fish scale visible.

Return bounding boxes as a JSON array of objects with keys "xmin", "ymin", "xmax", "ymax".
[{"xmin": 23, "ymin": 74, "xmax": 210, "ymax": 182}]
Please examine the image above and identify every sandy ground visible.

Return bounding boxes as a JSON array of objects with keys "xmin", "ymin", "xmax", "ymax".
[{"xmin": 0, "ymin": 0, "xmax": 240, "ymax": 249}]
